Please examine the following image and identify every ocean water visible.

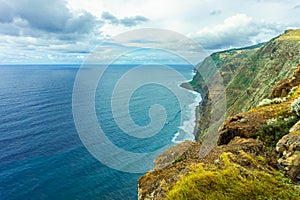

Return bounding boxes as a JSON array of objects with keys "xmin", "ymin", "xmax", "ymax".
[{"xmin": 0, "ymin": 64, "xmax": 200, "ymax": 200}]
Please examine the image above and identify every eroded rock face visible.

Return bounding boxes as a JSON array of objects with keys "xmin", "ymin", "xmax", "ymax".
[
  {"xmin": 271, "ymin": 64, "xmax": 300, "ymax": 98},
  {"xmin": 138, "ymin": 30, "xmax": 300, "ymax": 199},
  {"xmin": 217, "ymin": 102, "xmax": 290, "ymax": 145},
  {"xmin": 276, "ymin": 120, "xmax": 300, "ymax": 181}
]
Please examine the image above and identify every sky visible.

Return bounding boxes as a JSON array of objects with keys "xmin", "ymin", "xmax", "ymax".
[{"xmin": 0, "ymin": 0, "xmax": 299, "ymax": 64}]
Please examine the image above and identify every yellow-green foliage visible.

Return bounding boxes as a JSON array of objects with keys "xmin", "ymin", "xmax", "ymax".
[
  {"xmin": 165, "ymin": 152, "xmax": 300, "ymax": 200},
  {"xmin": 278, "ymin": 29, "xmax": 300, "ymax": 41},
  {"xmin": 291, "ymin": 131, "xmax": 300, "ymax": 135},
  {"xmin": 290, "ymin": 86, "xmax": 300, "ymax": 99},
  {"xmin": 257, "ymin": 156, "xmax": 267, "ymax": 165}
]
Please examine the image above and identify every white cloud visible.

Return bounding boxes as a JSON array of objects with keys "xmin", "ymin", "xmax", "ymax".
[
  {"xmin": 101, "ymin": 11, "xmax": 149, "ymax": 27},
  {"xmin": 1, "ymin": 0, "xmax": 300, "ymax": 63},
  {"xmin": 188, "ymin": 13, "xmax": 297, "ymax": 50}
]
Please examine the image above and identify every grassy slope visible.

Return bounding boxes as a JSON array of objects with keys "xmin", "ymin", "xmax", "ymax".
[
  {"xmin": 190, "ymin": 29, "xmax": 300, "ymax": 141},
  {"xmin": 165, "ymin": 152, "xmax": 300, "ymax": 200},
  {"xmin": 164, "ymin": 29, "xmax": 300, "ymax": 199},
  {"xmin": 164, "ymin": 87, "xmax": 300, "ymax": 199},
  {"xmin": 138, "ymin": 29, "xmax": 300, "ymax": 200}
]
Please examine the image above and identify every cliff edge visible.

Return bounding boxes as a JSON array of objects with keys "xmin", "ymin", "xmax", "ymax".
[
  {"xmin": 185, "ymin": 29, "xmax": 300, "ymax": 141},
  {"xmin": 138, "ymin": 29, "xmax": 300, "ymax": 200}
]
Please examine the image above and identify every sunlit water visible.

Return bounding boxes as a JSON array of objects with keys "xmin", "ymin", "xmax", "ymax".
[{"xmin": 0, "ymin": 64, "xmax": 200, "ymax": 200}]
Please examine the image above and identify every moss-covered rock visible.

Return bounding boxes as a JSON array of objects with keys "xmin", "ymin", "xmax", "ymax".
[
  {"xmin": 138, "ymin": 137, "xmax": 300, "ymax": 199},
  {"xmin": 165, "ymin": 152, "xmax": 300, "ymax": 200}
]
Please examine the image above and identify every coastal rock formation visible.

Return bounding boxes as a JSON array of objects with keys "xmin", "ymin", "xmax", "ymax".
[
  {"xmin": 138, "ymin": 138, "xmax": 268, "ymax": 200},
  {"xmin": 152, "ymin": 140, "xmax": 193, "ymax": 171},
  {"xmin": 217, "ymin": 102, "xmax": 289, "ymax": 145},
  {"xmin": 138, "ymin": 29, "xmax": 300, "ymax": 199},
  {"xmin": 270, "ymin": 64, "xmax": 300, "ymax": 98},
  {"xmin": 188, "ymin": 29, "xmax": 300, "ymax": 141},
  {"xmin": 139, "ymin": 78, "xmax": 300, "ymax": 199},
  {"xmin": 276, "ymin": 121, "xmax": 300, "ymax": 181}
]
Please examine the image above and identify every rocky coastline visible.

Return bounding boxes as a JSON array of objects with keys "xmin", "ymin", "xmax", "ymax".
[{"xmin": 138, "ymin": 29, "xmax": 300, "ymax": 199}]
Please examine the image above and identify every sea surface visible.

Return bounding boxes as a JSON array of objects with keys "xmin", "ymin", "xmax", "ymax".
[{"xmin": 0, "ymin": 64, "xmax": 200, "ymax": 200}]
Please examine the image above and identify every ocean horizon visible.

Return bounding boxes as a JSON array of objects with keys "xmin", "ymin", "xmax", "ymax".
[{"xmin": 0, "ymin": 64, "xmax": 200, "ymax": 199}]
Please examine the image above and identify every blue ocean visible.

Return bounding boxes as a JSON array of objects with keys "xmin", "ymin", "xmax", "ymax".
[{"xmin": 0, "ymin": 64, "xmax": 200, "ymax": 200}]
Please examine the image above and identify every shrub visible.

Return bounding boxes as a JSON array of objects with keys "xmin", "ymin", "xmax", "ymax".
[
  {"xmin": 257, "ymin": 116, "xmax": 298, "ymax": 150},
  {"xmin": 291, "ymin": 97, "xmax": 300, "ymax": 116}
]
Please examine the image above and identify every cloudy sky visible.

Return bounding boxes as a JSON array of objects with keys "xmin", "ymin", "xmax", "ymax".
[{"xmin": 0, "ymin": 0, "xmax": 299, "ymax": 64}]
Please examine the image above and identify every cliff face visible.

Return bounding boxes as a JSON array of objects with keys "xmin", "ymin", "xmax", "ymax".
[
  {"xmin": 138, "ymin": 29, "xmax": 300, "ymax": 199},
  {"xmin": 139, "ymin": 68, "xmax": 300, "ymax": 200},
  {"xmin": 189, "ymin": 29, "xmax": 300, "ymax": 141}
]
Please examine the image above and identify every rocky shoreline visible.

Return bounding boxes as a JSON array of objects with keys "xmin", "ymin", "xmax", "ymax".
[
  {"xmin": 138, "ymin": 64, "xmax": 300, "ymax": 199},
  {"xmin": 180, "ymin": 82, "xmax": 201, "ymax": 141},
  {"xmin": 138, "ymin": 29, "xmax": 300, "ymax": 200}
]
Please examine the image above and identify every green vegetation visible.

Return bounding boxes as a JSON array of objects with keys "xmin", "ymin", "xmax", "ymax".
[
  {"xmin": 138, "ymin": 29, "xmax": 300, "ymax": 200},
  {"xmin": 290, "ymin": 86, "xmax": 300, "ymax": 99},
  {"xmin": 257, "ymin": 116, "xmax": 298, "ymax": 151},
  {"xmin": 172, "ymin": 156, "xmax": 186, "ymax": 164},
  {"xmin": 278, "ymin": 29, "xmax": 300, "ymax": 40},
  {"xmin": 189, "ymin": 29, "xmax": 300, "ymax": 141},
  {"xmin": 188, "ymin": 44, "xmax": 259, "ymax": 95},
  {"xmin": 165, "ymin": 152, "xmax": 300, "ymax": 200}
]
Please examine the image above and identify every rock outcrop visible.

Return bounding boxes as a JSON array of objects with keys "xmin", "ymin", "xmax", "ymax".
[
  {"xmin": 138, "ymin": 29, "xmax": 300, "ymax": 199},
  {"xmin": 217, "ymin": 102, "xmax": 289, "ymax": 145},
  {"xmin": 276, "ymin": 121, "xmax": 300, "ymax": 181},
  {"xmin": 271, "ymin": 64, "xmax": 300, "ymax": 98},
  {"xmin": 138, "ymin": 138, "xmax": 269, "ymax": 200}
]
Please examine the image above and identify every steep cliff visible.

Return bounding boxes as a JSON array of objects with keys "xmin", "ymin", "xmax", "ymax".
[
  {"xmin": 139, "ymin": 65, "xmax": 300, "ymax": 200},
  {"xmin": 187, "ymin": 29, "xmax": 300, "ymax": 141},
  {"xmin": 138, "ymin": 29, "xmax": 300, "ymax": 200}
]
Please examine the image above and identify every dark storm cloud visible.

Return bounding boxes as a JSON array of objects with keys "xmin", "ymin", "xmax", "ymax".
[
  {"xmin": 0, "ymin": 0, "xmax": 102, "ymax": 39},
  {"xmin": 101, "ymin": 11, "xmax": 149, "ymax": 27}
]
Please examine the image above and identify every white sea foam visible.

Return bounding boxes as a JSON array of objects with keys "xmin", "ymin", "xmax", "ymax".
[{"xmin": 172, "ymin": 89, "xmax": 202, "ymax": 144}]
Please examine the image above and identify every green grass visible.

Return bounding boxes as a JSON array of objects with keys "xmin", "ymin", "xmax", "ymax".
[
  {"xmin": 278, "ymin": 29, "xmax": 300, "ymax": 41},
  {"xmin": 165, "ymin": 152, "xmax": 300, "ymax": 200}
]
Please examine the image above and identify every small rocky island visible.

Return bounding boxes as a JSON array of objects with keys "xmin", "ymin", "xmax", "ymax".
[{"xmin": 138, "ymin": 29, "xmax": 300, "ymax": 199}]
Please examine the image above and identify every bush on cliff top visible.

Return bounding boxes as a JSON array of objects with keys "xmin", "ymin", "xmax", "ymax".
[
  {"xmin": 165, "ymin": 152, "xmax": 300, "ymax": 200},
  {"xmin": 257, "ymin": 116, "xmax": 298, "ymax": 150}
]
